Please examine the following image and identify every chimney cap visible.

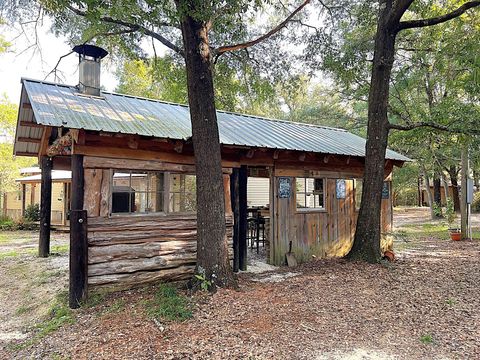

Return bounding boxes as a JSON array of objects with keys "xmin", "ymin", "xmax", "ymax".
[{"xmin": 72, "ymin": 44, "xmax": 108, "ymax": 59}]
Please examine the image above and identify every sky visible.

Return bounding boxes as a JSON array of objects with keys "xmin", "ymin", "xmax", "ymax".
[{"xmin": 0, "ymin": 18, "xmax": 118, "ymax": 105}]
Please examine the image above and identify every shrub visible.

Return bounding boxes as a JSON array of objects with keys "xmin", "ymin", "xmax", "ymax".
[
  {"xmin": 24, "ymin": 203, "xmax": 40, "ymax": 222},
  {"xmin": 0, "ymin": 215, "xmax": 15, "ymax": 230},
  {"xmin": 472, "ymin": 192, "xmax": 480, "ymax": 213}
]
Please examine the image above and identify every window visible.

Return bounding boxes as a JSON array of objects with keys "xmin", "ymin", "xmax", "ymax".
[
  {"xmin": 354, "ymin": 179, "xmax": 363, "ymax": 210},
  {"xmin": 296, "ymin": 177, "xmax": 325, "ymax": 210},
  {"xmin": 112, "ymin": 171, "xmax": 165, "ymax": 214},
  {"xmin": 111, "ymin": 171, "xmax": 196, "ymax": 215},
  {"xmin": 169, "ymin": 174, "xmax": 196, "ymax": 212}
]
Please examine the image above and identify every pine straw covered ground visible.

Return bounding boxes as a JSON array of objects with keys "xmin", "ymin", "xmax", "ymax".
[{"xmin": 2, "ymin": 217, "xmax": 480, "ymax": 359}]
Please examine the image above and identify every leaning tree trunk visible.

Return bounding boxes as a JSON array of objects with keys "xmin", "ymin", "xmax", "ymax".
[
  {"xmin": 420, "ymin": 165, "xmax": 436, "ymax": 219},
  {"xmin": 178, "ymin": 7, "xmax": 235, "ymax": 290},
  {"xmin": 347, "ymin": 3, "xmax": 396, "ymax": 263}
]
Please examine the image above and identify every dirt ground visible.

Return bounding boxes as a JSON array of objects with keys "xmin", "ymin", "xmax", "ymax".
[
  {"xmin": 0, "ymin": 231, "xmax": 69, "ymax": 344},
  {"xmin": 1, "ymin": 208, "xmax": 480, "ymax": 359}
]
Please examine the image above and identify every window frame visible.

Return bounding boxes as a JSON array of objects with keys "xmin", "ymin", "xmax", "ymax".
[
  {"xmin": 295, "ymin": 177, "xmax": 327, "ymax": 213},
  {"xmin": 109, "ymin": 170, "xmax": 197, "ymax": 217}
]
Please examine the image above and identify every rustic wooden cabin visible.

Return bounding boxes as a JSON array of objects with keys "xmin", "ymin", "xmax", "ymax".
[{"xmin": 13, "ymin": 45, "xmax": 408, "ymax": 306}]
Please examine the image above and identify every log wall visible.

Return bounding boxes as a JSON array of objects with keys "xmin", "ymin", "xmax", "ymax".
[{"xmin": 82, "ymin": 157, "xmax": 234, "ymax": 291}]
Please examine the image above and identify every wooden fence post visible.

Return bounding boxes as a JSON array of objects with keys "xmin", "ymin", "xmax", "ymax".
[
  {"xmin": 69, "ymin": 154, "xmax": 86, "ymax": 308},
  {"xmin": 39, "ymin": 156, "xmax": 52, "ymax": 257},
  {"xmin": 239, "ymin": 165, "xmax": 248, "ymax": 271},
  {"xmin": 69, "ymin": 209, "xmax": 87, "ymax": 308}
]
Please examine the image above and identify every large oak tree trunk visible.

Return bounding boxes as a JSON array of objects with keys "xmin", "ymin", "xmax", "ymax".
[
  {"xmin": 347, "ymin": 2, "xmax": 396, "ymax": 263},
  {"xmin": 178, "ymin": 6, "xmax": 235, "ymax": 289}
]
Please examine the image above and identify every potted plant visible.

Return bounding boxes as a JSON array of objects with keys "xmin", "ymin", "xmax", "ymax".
[{"xmin": 445, "ymin": 199, "xmax": 461, "ymax": 241}]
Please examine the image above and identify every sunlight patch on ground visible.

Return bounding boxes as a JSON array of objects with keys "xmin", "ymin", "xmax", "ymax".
[{"xmin": 315, "ymin": 348, "xmax": 395, "ymax": 360}]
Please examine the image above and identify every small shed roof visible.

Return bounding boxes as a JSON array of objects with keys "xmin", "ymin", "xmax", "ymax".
[
  {"xmin": 15, "ymin": 78, "xmax": 410, "ymax": 162},
  {"xmin": 16, "ymin": 170, "xmax": 72, "ymax": 183}
]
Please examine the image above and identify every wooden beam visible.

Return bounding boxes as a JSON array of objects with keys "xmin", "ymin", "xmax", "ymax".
[
  {"xmin": 346, "ymin": 156, "xmax": 351, "ymax": 165},
  {"xmin": 19, "ymin": 121, "xmax": 42, "ymax": 128},
  {"xmin": 70, "ymin": 154, "xmax": 86, "ymax": 308},
  {"xmin": 69, "ymin": 209, "xmax": 88, "ymax": 309},
  {"xmin": 299, "ymin": 153, "xmax": 306, "ymax": 162},
  {"xmin": 230, "ymin": 169, "xmax": 240, "ymax": 273},
  {"xmin": 39, "ymin": 156, "xmax": 52, "ymax": 258},
  {"xmin": 39, "ymin": 127, "xmax": 52, "ymax": 157},
  {"xmin": 22, "ymin": 103, "xmax": 32, "ymax": 109},
  {"xmin": 323, "ymin": 155, "xmax": 330, "ymax": 163},
  {"xmin": 238, "ymin": 165, "xmax": 248, "ymax": 271},
  {"xmin": 273, "ymin": 149, "xmax": 280, "ymax": 160},
  {"xmin": 75, "ymin": 144, "xmax": 240, "ymax": 168},
  {"xmin": 17, "ymin": 137, "xmax": 41, "ymax": 144},
  {"xmin": 15, "ymin": 152, "xmax": 38, "ymax": 157}
]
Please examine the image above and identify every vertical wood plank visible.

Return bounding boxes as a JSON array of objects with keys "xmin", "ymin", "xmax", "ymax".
[
  {"xmin": 84, "ymin": 169, "xmax": 102, "ymax": 217},
  {"xmin": 238, "ymin": 165, "xmax": 248, "ymax": 271},
  {"xmin": 230, "ymin": 169, "xmax": 240, "ymax": 272},
  {"xmin": 99, "ymin": 169, "xmax": 111, "ymax": 217}
]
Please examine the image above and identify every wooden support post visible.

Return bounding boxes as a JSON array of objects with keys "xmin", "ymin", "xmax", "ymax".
[
  {"xmin": 39, "ymin": 156, "xmax": 52, "ymax": 258},
  {"xmin": 230, "ymin": 169, "xmax": 240, "ymax": 272},
  {"xmin": 21, "ymin": 183, "xmax": 26, "ymax": 216},
  {"xmin": 69, "ymin": 154, "xmax": 86, "ymax": 308},
  {"xmin": 239, "ymin": 165, "xmax": 248, "ymax": 271},
  {"xmin": 69, "ymin": 209, "xmax": 87, "ymax": 309}
]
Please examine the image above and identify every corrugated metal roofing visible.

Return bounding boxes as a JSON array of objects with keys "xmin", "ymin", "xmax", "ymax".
[{"xmin": 20, "ymin": 78, "xmax": 410, "ymax": 162}]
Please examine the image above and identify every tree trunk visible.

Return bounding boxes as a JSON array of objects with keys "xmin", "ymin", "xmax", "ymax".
[
  {"xmin": 447, "ymin": 165, "xmax": 461, "ymax": 212},
  {"xmin": 420, "ymin": 165, "xmax": 436, "ymax": 220},
  {"xmin": 442, "ymin": 173, "xmax": 449, "ymax": 204},
  {"xmin": 460, "ymin": 146, "xmax": 468, "ymax": 238},
  {"xmin": 178, "ymin": 5, "xmax": 235, "ymax": 289},
  {"xmin": 347, "ymin": 2, "xmax": 396, "ymax": 263},
  {"xmin": 433, "ymin": 175, "xmax": 442, "ymax": 216}
]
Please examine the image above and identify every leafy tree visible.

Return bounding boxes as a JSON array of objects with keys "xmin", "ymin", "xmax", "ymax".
[
  {"xmin": 0, "ymin": 96, "xmax": 37, "ymax": 210},
  {"xmin": 5, "ymin": 0, "xmax": 313, "ymax": 290},
  {"xmin": 308, "ymin": 0, "xmax": 480, "ymax": 261}
]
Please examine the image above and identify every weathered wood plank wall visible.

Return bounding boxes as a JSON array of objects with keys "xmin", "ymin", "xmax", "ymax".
[{"xmin": 272, "ymin": 175, "xmax": 393, "ymax": 265}]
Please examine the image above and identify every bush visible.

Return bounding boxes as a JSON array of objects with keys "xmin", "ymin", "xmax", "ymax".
[
  {"xmin": 24, "ymin": 203, "xmax": 40, "ymax": 222},
  {"xmin": 0, "ymin": 215, "xmax": 15, "ymax": 230},
  {"xmin": 472, "ymin": 192, "xmax": 480, "ymax": 213}
]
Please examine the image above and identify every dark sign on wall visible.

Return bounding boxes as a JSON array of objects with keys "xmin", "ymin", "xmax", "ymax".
[
  {"xmin": 278, "ymin": 177, "xmax": 291, "ymax": 199},
  {"xmin": 382, "ymin": 182, "xmax": 390, "ymax": 199}
]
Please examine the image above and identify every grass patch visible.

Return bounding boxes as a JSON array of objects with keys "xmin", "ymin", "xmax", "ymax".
[
  {"xmin": 83, "ymin": 291, "xmax": 107, "ymax": 308},
  {"xmin": 144, "ymin": 284, "xmax": 192, "ymax": 322},
  {"xmin": 420, "ymin": 334, "xmax": 433, "ymax": 344},
  {"xmin": 0, "ymin": 250, "xmax": 20, "ymax": 260},
  {"xmin": 50, "ymin": 244, "xmax": 69, "ymax": 255},
  {"xmin": 16, "ymin": 305, "xmax": 34, "ymax": 315},
  {"xmin": 36, "ymin": 270, "xmax": 64, "ymax": 285},
  {"xmin": 103, "ymin": 298, "xmax": 126, "ymax": 315},
  {"xmin": 9, "ymin": 291, "xmax": 75, "ymax": 351},
  {"xmin": 445, "ymin": 298, "xmax": 456, "ymax": 306}
]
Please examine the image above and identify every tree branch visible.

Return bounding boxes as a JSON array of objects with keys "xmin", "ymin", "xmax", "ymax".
[
  {"xmin": 397, "ymin": 1, "xmax": 480, "ymax": 31},
  {"xmin": 214, "ymin": 0, "xmax": 311, "ymax": 56},
  {"xmin": 388, "ymin": 121, "xmax": 480, "ymax": 135},
  {"xmin": 67, "ymin": 5, "xmax": 184, "ymax": 57},
  {"xmin": 388, "ymin": 0, "xmax": 415, "ymax": 26}
]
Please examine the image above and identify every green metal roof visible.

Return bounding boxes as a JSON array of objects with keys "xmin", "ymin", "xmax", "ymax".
[{"xmin": 19, "ymin": 78, "xmax": 410, "ymax": 162}]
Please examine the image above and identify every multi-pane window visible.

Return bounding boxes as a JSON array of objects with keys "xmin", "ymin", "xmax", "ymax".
[
  {"xmin": 112, "ymin": 171, "xmax": 165, "ymax": 214},
  {"xmin": 354, "ymin": 179, "xmax": 363, "ymax": 210},
  {"xmin": 111, "ymin": 171, "xmax": 196, "ymax": 214},
  {"xmin": 296, "ymin": 177, "xmax": 325, "ymax": 210}
]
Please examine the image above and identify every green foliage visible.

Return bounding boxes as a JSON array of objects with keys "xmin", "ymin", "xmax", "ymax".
[
  {"xmin": 144, "ymin": 284, "xmax": 192, "ymax": 322},
  {"xmin": 432, "ymin": 203, "xmax": 443, "ymax": 218},
  {"xmin": 472, "ymin": 192, "xmax": 480, "ymax": 212},
  {"xmin": 24, "ymin": 203, "xmax": 40, "ymax": 222},
  {"xmin": 445, "ymin": 199, "xmax": 456, "ymax": 228},
  {"xmin": 420, "ymin": 334, "xmax": 433, "ymax": 344},
  {"xmin": 194, "ymin": 273, "xmax": 212, "ymax": 292},
  {"xmin": 0, "ymin": 215, "xmax": 15, "ymax": 230}
]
